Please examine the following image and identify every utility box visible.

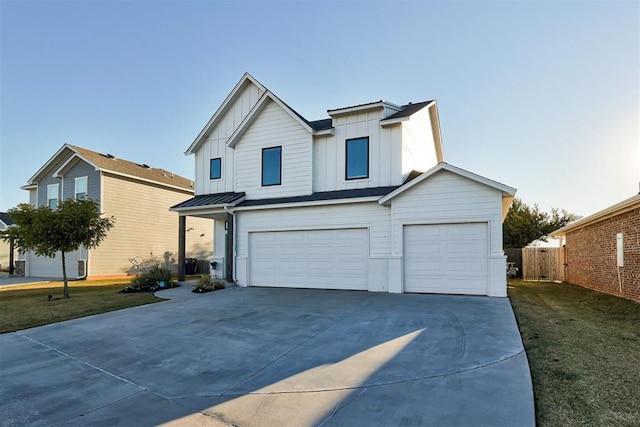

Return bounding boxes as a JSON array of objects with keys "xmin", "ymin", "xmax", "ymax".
[{"xmin": 617, "ymin": 233, "xmax": 624, "ymax": 267}]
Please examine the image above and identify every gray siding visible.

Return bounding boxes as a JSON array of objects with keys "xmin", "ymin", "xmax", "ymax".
[
  {"xmin": 36, "ymin": 156, "xmax": 66, "ymax": 207},
  {"xmin": 61, "ymin": 159, "xmax": 100, "ymax": 201}
]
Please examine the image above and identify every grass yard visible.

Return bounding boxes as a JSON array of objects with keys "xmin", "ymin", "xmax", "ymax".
[
  {"xmin": 508, "ymin": 279, "xmax": 640, "ymax": 426},
  {"xmin": 0, "ymin": 280, "xmax": 165, "ymax": 334}
]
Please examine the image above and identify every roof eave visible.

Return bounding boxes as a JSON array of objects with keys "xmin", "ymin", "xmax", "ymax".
[
  {"xmin": 227, "ymin": 91, "xmax": 313, "ymax": 148},
  {"xmin": 550, "ymin": 194, "xmax": 640, "ymax": 237},
  {"xmin": 379, "ymin": 162, "xmax": 517, "ymax": 206},
  {"xmin": 170, "ymin": 195, "xmax": 246, "ymax": 212},
  {"xmin": 185, "ymin": 73, "xmax": 267, "ymax": 156}
]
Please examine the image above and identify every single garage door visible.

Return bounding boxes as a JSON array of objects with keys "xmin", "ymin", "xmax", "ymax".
[
  {"xmin": 250, "ymin": 228, "xmax": 368, "ymax": 290},
  {"xmin": 28, "ymin": 250, "xmax": 80, "ymax": 278},
  {"xmin": 403, "ymin": 223, "xmax": 488, "ymax": 295}
]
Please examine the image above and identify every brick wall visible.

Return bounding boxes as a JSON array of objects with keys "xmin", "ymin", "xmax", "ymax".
[{"xmin": 565, "ymin": 207, "xmax": 640, "ymax": 302}]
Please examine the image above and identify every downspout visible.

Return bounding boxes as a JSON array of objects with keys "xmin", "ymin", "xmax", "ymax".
[{"xmin": 223, "ymin": 205, "xmax": 237, "ymax": 283}]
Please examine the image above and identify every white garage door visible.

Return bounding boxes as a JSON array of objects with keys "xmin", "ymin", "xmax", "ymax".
[
  {"xmin": 28, "ymin": 250, "xmax": 80, "ymax": 278},
  {"xmin": 403, "ymin": 223, "xmax": 488, "ymax": 295},
  {"xmin": 250, "ymin": 228, "xmax": 368, "ymax": 290}
]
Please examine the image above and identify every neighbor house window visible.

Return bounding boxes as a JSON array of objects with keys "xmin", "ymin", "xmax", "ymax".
[
  {"xmin": 75, "ymin": 176, "xmax": 88, "ymax": 200},
  {"xmin": 210, "ymin": 158, "xmax": 222, "ymax": 180},
  {"xmin": 262, "ymin": 146, "xmax": 282, "ymax": 186},
  {"xmin": 47, "ymin": 184, "xmax": 59, "ymax": 209},
  {"xmin": 346, "ymin": 137, "xmax": 369, "ymax": 180}
]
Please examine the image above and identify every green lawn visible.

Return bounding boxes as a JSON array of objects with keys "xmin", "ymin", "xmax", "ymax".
[
  {"xmin": 509, "ymin": 279, "xmax": 640, "ymax": 426},
  {"xmin": 0, "ymin": 280, "xmax": 165, "ymax": 334}
]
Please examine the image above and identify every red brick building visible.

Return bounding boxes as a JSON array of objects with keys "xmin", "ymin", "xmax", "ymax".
[{"xmin": 552, "ymin": 194, "xmax": 640, "ymax": 302}]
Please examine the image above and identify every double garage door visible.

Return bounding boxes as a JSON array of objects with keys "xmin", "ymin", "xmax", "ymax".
[
  {"xmin": 403, "ymin": 223, "xmax": 488, "ymax": 295},
  {"xmin": 250, "ymin": 228, "xmax": 368, "ymax": 290},
  {"xmin": 248, "ymin": 223, "xmax": 489, "ymax": 295}
]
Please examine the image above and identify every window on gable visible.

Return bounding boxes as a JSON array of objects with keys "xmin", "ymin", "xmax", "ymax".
[
  {"xmin": 210, "ymin": 158, "xmax": 222, "ymax": 180},
  {"xmin": 346, "ymin": 137, "xmax": 369, "ymax": 180},
  {"xmin": 47, "ymin": 184, "xmax": 59, "ymax": 209},
  {"xmin": 262, "ymin": 146, "xmax": 282, "ymax": 186},
  {"xmin": 75, "ymin": 176, "xmax": 88, "ymax": 200}
]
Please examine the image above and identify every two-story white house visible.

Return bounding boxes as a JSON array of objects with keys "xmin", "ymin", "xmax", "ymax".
[{"xmin": 172, "ymin": 73, "xmax": 516, "ymax": 296}]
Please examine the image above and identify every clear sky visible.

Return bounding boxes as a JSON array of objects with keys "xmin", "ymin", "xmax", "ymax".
[{"xmin": 1, "ymin": 0, "xmax": 638, "ymax": 217}]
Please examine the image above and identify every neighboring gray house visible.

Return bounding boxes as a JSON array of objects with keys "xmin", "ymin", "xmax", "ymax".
[
  {"xmin": 0, "ymin": 212, "xmax": 16, "ymax": 272},
  {"xmin": 171, "ymin": 73, "xmax": 517, "ymax": 296},
  {"xmin": 20, "ymin": 144, "xmax": 212, "ymax": 278}
]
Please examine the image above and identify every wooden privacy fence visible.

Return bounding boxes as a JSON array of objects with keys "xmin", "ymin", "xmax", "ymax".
[{"xmin": 522, "ymin": 247, "xmax": 565, "ymax": 282}]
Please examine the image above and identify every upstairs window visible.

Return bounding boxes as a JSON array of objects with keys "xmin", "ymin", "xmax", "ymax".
[
  {"xmin": 210, "ymin": 158, "xmax": 222, "ymax": 180},
  {"xmin": 75, "ymin": 176, "xmax": 88, "ymax": 200},
  {"xmin": 47, "ymin": 184, "xmax": 59, "ymax": 209},
  {"xmin": 346, "ymin": 137, "xmax": 369, "ymax": 180},
  {"xmin": 262, "ymin": 146, "xmax": 282, "ymax": 186}
]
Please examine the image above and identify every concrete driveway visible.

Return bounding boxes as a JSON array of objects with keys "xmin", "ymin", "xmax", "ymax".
[{"xmin": 0, "ymin": 285, "xmax": 534, "ymax": 426}]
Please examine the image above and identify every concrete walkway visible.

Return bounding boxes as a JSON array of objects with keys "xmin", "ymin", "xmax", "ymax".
[{"xmin": 0, "ymin": 285, "xmax": 535, "ymax": 426}]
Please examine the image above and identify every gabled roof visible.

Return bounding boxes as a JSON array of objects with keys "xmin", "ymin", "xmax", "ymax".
[
  {"xmin": 186, "ymin": 73, "xmax": 267, "ymax": 155},
  {"xmin": 551, "ymin": 193, "xmax": 640, "ymax": 237},
  {"xmin": 226, "ymin": 90, "xmax": 313, "ymax": 148},
  {"xmin": 379, "ymin": 162, "xmax": 516, "ymax": 220},
  {"xmin": 26, "ymin": 144, "xmax": 194, "ymax": 192}
]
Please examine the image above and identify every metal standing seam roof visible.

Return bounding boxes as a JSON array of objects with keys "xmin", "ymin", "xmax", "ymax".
[{"xmin": 170, "ymin": 192, "xmax": 246, "ymax": 210}]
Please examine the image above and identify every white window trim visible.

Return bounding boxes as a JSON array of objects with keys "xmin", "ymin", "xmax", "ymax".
[
  {"xmin": 47, "ymin": 183, "xmax": 59, "ymax": 208},
  {"xmin": 75, "ymin": 176, "xmax": 88, "ymax": 200}
]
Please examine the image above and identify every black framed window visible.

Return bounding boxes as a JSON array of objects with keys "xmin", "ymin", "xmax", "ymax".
[
  {"xmin": 210, "ymin": 158, "xmax": 222, "ymax": 180},
  {"xmin": 262, "ymin": 146, "xmax": 282, "ymax": 186},
  {"xmin": 346, "ymin": 137, "xmax": 369, "ymax": 180}
]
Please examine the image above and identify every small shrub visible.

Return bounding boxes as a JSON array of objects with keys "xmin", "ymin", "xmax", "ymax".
[
  {"xmin": 192, "ymin": 275, "xmax": 226, "ymax": 293},
  {"xmin": 147, "ymin": 266, "xmax": 173, "ymax": 286}
]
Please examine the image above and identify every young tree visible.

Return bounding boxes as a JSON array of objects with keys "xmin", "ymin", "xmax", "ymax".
[
  {"xmin": 0, "ymin": 199, "xmax": 115, "ymax": 299},
  {"xmin": 503, "ymin": 198, "xmax": 579, "ymax": 248}
]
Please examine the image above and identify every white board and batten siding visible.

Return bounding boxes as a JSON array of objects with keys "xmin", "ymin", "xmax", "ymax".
[
  {"xmin": 235, "ymin": 202, "xmax": 391, "ymax": 292},
  {"xmin": 313, "ymin": 111, "xmax": 403, "ymax": 193},
  {"xmin": 234, "ymin": 100, "xmax": 313, "ymax": 199},
  {"xmin": 194, "ymin": 82, "xmax": 265, "ymax": 195},
  {"xmin": 389, "ymin": 170, "xmax": 507, "ymax": 296}
]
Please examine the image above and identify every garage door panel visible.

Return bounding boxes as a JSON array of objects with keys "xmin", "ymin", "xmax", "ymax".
[
  {"xmin": 404, "ymin": 223, "xmax": 488, "ymax": 295},
  {"xmin": 250, "ymin": 228, "xmax": 368, "ymax": 290}
]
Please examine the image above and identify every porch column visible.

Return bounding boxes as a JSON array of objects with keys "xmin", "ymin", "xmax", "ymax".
[
  {"xmin": 225, "ymin": 212, "xmax": 233, "ymax": 282},
  {"xmin": 178, "ymin": 215, "xmax": 186, "ymax": 282},
  {"xmin": 8, "ymin": 237, "xmax": 14, "ymax": 275}
]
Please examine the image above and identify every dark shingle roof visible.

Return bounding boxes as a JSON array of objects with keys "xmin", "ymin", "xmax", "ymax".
[
  {"xmin": 309, "ymin": 118, "xmax": 333, "ymax": 131},
  {"xmin": 0, "ymin": 212, "xmax": 14, "ymax": 226},
  {"xmin": 170, "ymin": 192, "xmax": 246, "ymax": 210},
  {"xmin": 238, "ymin": 186, "xmax": 399, "ymax": 207},
  {"xmin": 384, "ymin": 100, "xmax": 433, "ymax": 121}
]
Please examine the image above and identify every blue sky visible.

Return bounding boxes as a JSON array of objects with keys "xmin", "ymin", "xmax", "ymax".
[{"xmin": 1, "ymin": 0, "xmax": 638, "ymax": 217}]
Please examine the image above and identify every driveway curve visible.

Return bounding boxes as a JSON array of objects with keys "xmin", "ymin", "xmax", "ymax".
[{"xmin": 0, "ymin": 285, "xmax": 534, "ymax": 426}]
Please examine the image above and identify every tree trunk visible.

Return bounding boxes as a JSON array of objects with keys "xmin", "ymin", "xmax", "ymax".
[{"xmin": 61, "ymin": 251, "xmax": 69, "ymax": 299}]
